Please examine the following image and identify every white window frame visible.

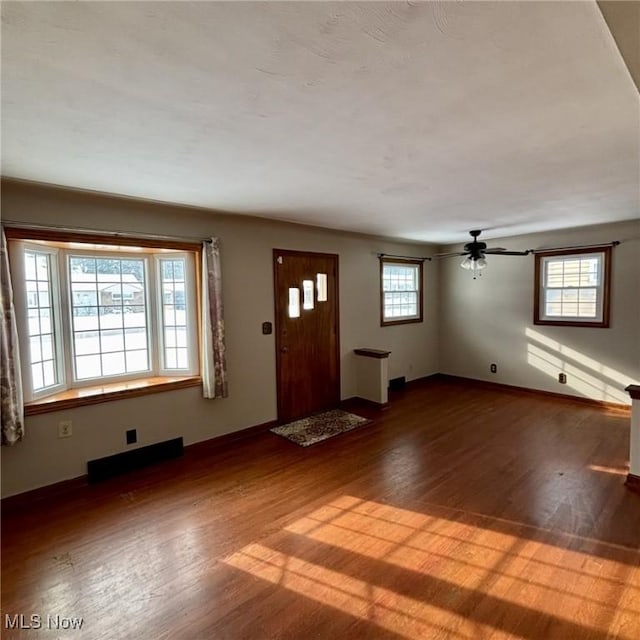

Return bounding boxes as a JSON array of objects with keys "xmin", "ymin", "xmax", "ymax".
[
  {"xmin": 10, "ymin": 239, "xmax": 200, "ymax": 401},
  {"xmin": 10, "ymin": 241, "xmax": 66, "ymax": 402},
  {"xmin": 380, "ymin": 258, "xmax": 424, "ymax": 326},
  {"xmin": 155, "ymin": 253, "xmax": 199, "ymax": 377},
  {"xmin": 534, "ymin": 247, "xmax": 612, "ymax": 328},
  {"xmin": 65, "ymin": 248, "xmax": 153, "ymax": 386}
]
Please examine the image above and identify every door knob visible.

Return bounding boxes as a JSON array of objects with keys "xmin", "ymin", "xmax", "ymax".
[{"xmin": 281, "ymin": 347, "xmax": 289, "ymax": 353}]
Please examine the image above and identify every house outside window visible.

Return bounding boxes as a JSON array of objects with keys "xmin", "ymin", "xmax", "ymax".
[
  {"xmin": 534, "ymin": 246, "xmax": 612, "ymax": 328},
  {"xmin": 380, "ymin": 258, "xmax": 423, "ymax": 326}
]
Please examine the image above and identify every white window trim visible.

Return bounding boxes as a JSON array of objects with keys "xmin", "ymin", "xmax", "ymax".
[
  {"xmin": 64, "ymin": 248, "xmax": 153, "ymax": 386},
  {"xmin": 10, "ymin": 240, "xmax": 199, "ymax": 400},
  {"xmin": 155, "ymin": 253, "xmax": 199, "ymax": 377},
  {"xmin": 11, "ymin": 241, "xmax": 67, "ymax": 402}
]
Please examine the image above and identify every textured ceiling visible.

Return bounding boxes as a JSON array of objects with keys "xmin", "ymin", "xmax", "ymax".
[{"xmin": 1, "ymin": 1, "xmax": 638, "ymax": 243}]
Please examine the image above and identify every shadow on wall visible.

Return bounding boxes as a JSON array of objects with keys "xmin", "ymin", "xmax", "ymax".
[{"xmin": 525, "ymin": 328, "xmax": 635, "ymax": 404}]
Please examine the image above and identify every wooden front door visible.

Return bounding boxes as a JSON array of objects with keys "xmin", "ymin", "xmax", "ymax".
[{"xmin": 273, "ymin": 249, "xmax": 340, "ymax": 423}]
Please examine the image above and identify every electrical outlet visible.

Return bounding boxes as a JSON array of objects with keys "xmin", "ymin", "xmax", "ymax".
[
  {"xmin": 559, "ymin": 373, "xmax": 567, "ymax": 384},
  {"xmin": 490, "ymin": 363, "xmax": 497, "ymax": 374},
  {"xmin": 58, "ymin": 420, "xmax": 73, "ymax": 438}
]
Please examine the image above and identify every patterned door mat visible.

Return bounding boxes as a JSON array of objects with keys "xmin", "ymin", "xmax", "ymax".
[{"xmin": 270, "ymin": 409, "xmax": 373, "ymax": 447}]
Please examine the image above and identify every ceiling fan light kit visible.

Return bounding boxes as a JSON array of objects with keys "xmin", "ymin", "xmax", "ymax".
[{"xmin": 460, "ymin": 255, "xmax": 487, "ymax": 279}]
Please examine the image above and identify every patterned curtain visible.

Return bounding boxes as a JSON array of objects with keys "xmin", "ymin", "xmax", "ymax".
[
  {"xmin": 1, "ymin": 228, "xmax": 24, "ymax": 445},
  {"xmin": 201, "ymin": 238, "xmax": 228, "ymax": 399}
]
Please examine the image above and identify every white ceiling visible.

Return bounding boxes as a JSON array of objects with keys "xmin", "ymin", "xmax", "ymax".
[{"xmin": 1, "ymin": 1, "xmax": 638, "ymax": 243}]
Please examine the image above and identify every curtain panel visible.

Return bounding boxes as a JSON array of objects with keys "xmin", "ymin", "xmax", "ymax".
[
  {"xmin": 201, "ymin": 238, "xmax": 228, "ymax": 399},
  {"xmin": 1, "ymin": 228, "xmax": 24, "ymax": 445}
]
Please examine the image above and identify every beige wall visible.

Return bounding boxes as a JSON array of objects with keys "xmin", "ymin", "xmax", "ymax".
[
  {"xmin": 438, "ymin": 219, "xmax": 640, "ymax": 405},
  {"xmin": 3, "ymin": 182, "xmax": 638, "ymax": 498},
  {"xmin": 1, "ymin": 181, "xmax": 440, "ymax": 497}
]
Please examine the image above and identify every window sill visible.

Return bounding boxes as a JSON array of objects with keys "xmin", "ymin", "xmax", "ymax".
[
  {"xmin": 24, "ymin": 376, "xmax": 202, "ymax": 416},
  {"xmin": 533, "ymin": 319, "xmax": 609, "ymax": 328},
  {"xmin": 381, "ymin": 318, "xmax": 423, "ymax": 327}
]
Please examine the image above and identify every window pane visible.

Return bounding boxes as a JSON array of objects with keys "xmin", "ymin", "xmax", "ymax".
[
  {"xmin": 164, "ymin": 305, "xmax": 176, "ymax": 326},
  {"xmin": 36, "ymin": 281, "xmax": 49, "ymax": 308},
  {"xmin": 74, "ymin": 331, "xmax": 100, "ymax": 355},
  {"xmin": 102, "ymin": 352, "xmax": 126, "ymax": 376},
  {"xmin": 126, "ymin": 350, "xmax": 148, "ymax": 372},
  {"xmin": 97, "ymin": 258, "xmax": 121, "ymax": 276},
  {"xmin": 316, "ymin": 273, "xmax": 328, "ymax": 302},
  {"xmin": 100, "ymin": 329, "xmax": 124, "ymax": 353},
  {"xmin": 25, "ymin": 253, "xmax": 36, "ymax": 279},
  {"xmin": 160, "ymin": 258, "xmax": 189, "ymax": 370},
  {"xmin": 546, "ymin": 274, "xmax": 564, "ymax": 288},
  {"xmin": 30, "ymin": 336, "xmax": 42, "ymax": 363},
  {"xmin": 69, "ymin": 255, "xmax": 149, "ymax": 380},
  {"xmin": 76, "ymin": 354, "xmax": 101, "ymax": 380},
  {"xmin": 41, "ymin": 334, "xmax": 54, "ymax": 360},
  {"xmin": 177, "ymin": 348, "xmax": 188, "ymax": 369},
  {"xmin": 124, "ymin": 306, "xmax": 146, "ymax": 328},
  {"xmin": 578, "ymin": 289, "xmax": 596, "ymax": 303},
  {"xmin": 302, "ymin": 280, "xmax": 314, "ymax": 310},
  {"xmin": 288, "ymin": 288, "xmax": 300, "ymax": 318},
  {"xmin": 165, "ymin": 348, "xmax": 177, "ymax": 369},
  {"xmin": 70, "ymin": 257, "xmax": 96, "ymax": 277},
  {"xmin": 36, "ymin": 254, "xmax": 49, "ymax": 279},
  {"xmin": 578, "ymin": 304, "xmax": 597, "ymax": 317},
  {"xmin": 73, "ymin": 307, "xmax": 99, "ymax": 331},
  {"xmin": 24, "ymin": 250, "xmax": 59, "ymax": 392},
  {"xmin": 43, "ymin": 361, "xmax": 56, "ymax": 387},
  {"xmin": 26, "ymin": 281, "xmax": 38, "ymax": 308},
  {"xmin": 39, "ymin": 309, "xmax": 51, "ymax": 334},
  {"xmin": 28, "ymin": 309, "xmax": 40, "ymax": 335},
  {"xmin": 100, "ymin": 309, "xmax": 123, "ymax": 329},
  {"xmin": 124, "ymin": 328, "xmax": 147, "ymax": 350},
  {"xmin": 31, "ymin": 363, "xmax": 44, "ymax": 390}
]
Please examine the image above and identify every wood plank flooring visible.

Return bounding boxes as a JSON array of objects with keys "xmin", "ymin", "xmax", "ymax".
[{"xmin": 2, "ymin": 378, "xmax": 639, "ymax": 639}]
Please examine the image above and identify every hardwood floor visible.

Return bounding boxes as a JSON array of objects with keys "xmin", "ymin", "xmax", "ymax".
[{"xmin": 2, "ymin": 378, "xmax": 639, "ymax": 639}]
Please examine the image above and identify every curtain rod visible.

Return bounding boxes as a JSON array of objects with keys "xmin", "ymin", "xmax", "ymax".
[
  {"xmin": 378, "ymin": 253, "xmax": 432, "ymax": 262},
  {"xmin": 530, "ymin": 241, "xmax": 620, "ymax": 253},
  {"xmin": 1, "ymin": 220, "xmax": 211, "ymax": 244}
]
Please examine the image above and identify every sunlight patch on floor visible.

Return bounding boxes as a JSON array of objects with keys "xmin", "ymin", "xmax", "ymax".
[
  {"xmin": 224, "ymin": 496, "xmax": 640, "ymax": 640},
  {"xmin": 225, "ymin": 541, "xmax": 482, "ymax": 640},
  {"xmin": 588, "ymin": 464, "xmax": 628, "ymax": 477}
]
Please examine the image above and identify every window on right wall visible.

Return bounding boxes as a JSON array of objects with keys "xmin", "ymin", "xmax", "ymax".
[{"xmin": 534, "ymin": 246, "xmax": 612, "ymax": 328}]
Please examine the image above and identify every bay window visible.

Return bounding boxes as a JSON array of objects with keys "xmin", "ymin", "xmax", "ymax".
[{"xmin": 7, "ymin": 230, "xmax": 200, "ymax": 406}]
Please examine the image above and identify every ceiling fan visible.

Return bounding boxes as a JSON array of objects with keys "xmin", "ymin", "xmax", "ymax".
[{"xmin": 434, "ymin": 230, "xmax": 531, "ymax": 278}]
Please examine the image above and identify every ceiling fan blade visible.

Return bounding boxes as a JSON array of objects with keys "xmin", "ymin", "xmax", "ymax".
[
  {"xmin": 483, "ymin": 250, "xmax": 531, "ymax": 256},
  {"xmin": 432, "ymin": 251, "xmax": 468, "ymax": 258},
  {"xmin": 483, "ymin": 247, "xmax": 507, "ymax": 252}
]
